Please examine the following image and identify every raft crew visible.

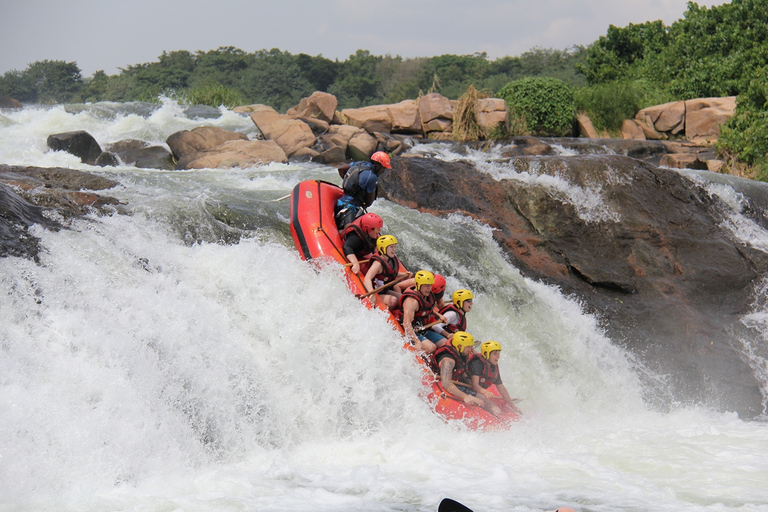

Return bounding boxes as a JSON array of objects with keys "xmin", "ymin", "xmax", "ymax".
[
  {"xmin": 431, "ymin": 288, "xmax": 473, "ymax": 339},
  {"xmin": 396, "ymin": 270, "xmax": 448, "ymax": 354},
  {"xmin": 467, "ymin": 340, "xmax": 522, "ymax": 416},
  {"xmin": 342, "ymin": 213, "xmax": 382, "ymax": 275},
  {"xmin": 363, "ymin": 235, "xmax": 411, "ymax": 309},
  {"xmin": 433, "ymin": 331, "xmax": 484, "ymax": 407},
  {"xmin": 335, "ymin": 151, "xmax": 392, "ymax": 229}
]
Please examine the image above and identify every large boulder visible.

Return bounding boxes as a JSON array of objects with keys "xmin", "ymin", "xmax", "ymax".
[
  {"xmin": 249, "ymin": 106, "xmax": 316, "ymax": 157},
  {"xmin": 621, "ymin": 119, "xmax": 646, "ymax": 140},
  {"xmin": 684, "ymin": 96, "xmax": 737, "ymax": 141},
  {"xmin": 418, "ymin": 93, "xmax": 453, "ymax": 134},
  {"xmin": 47, "ymin": 130, "xmax": 103, "ymax": 165},
  {"xmin": 287, "ymin": 91, "xmax": 338, "ymax": 123},
  {"xmin": 0, "ymin": 96, "xmax": 22, "ymax": 108},
  {"xmin": 576, "ymin": 113, "xmax": 599, "ymax": 138},
  {"xmin": 342, "ymin": 105, "xmax": 393, "ymax": 133},
  {"xmin": 347, "ymin": 131, "xmax": 378, "ymax": 161},
  {"xmin": 380, "ymin": 153, "xmax": 768, "ymax": 417},
  {"xmin": 475, "ymin": 98, "xmax": 509, "ymax": 134},
  {"xmin": 105, "ymin": 139, "xmax": 175, "ymax": 170},
  {"xmin": 179, "ymin": 139, "xmax": 287, "ymax": 169},
  {"xmin": 166, "ymin": 126, "xmax": 248, "ymax": 163},
  {"xmin": 636, "ymin": 100, "xmax": 686, "ymax": 134},
  {"xmin": 386, "ymin": 100, "xmax": 422, "ymax": 134}
]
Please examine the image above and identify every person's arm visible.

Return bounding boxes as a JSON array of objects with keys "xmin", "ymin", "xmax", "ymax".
[
  {"xmin": 343, "ymin": 235, "xmax": 363, "ymax": 274},
  {"xmin": 496, "ymin": 383, "xmax": 522, "ymax": 415},
  {"xmin": 363, "ymin": 260, "xmax": 383, "ymax": 293},
  {"xmin": 338, "ymin": 164, "xmax": 351, "ymax": 179},
  {"xmin": 440, "ymin": 358, "xmax": 483, "ymax": 406},
  {"xmin": 402, "ymin": 298, "xmax": 422, "ymax": 348},
  {"xmin": 431, "ymin": 310, "xmax": 458, "ymax": 337}
]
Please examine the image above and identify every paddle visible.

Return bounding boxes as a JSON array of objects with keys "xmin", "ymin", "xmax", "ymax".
[
  {"xmin": 271, "ymin": 193, "xmax": 291, "ymax": 202},
  {"xmin": 438, "ymin": 498, "xmax": 473, "ymax": 512},
  {"xmin": 355, "ymin": 273, "xmax": 408, "ymax": 299},
  {"xmin": 450, "ymin": 381, "xmax": 522, "ymax": 403},
  {"xmin": 343, "ymin": 259, "xmax": 370, "ymax": 268},
  {"xmin": 416, "ymin": 319, "xmax": 443, "ymax": 333}
]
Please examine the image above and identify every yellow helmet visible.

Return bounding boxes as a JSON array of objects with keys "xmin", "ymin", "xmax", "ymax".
[
  {"xmin": 481, "ymin": 340, "xmax": 502, "ymax": 360},
  {"xmin": 414, "ymin": 270, "xmax": 435, "ymax": 288},
  {"xmin": 452, "ymin": 289, "xmax": 474, "ymax": 309},
  {"xmin": 376, "ymin": 235, "xmax": 398, "ymax": 256},
  {"xmin": 451, "ymin": 331, "xmax": 474, "ymax": 352}
]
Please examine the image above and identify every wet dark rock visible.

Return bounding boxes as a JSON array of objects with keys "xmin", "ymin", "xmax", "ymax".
[
  {"xmin": 183, "ymin": 105, "xmax": 223, "ymax": 119},
  {"xmin": 381, "ymin": 149, "xmax": 768, "ymax": 417},
  {"xmin": 47, "ymin": 130, "xmax": 103, "ymax": 165},
  {"xmin": 0, "ymin": 165, "xmax": 120, "ymax": 260},
  {"xmin": 105, "ymin": 139, "xmax": 175, "ymax": 169}
]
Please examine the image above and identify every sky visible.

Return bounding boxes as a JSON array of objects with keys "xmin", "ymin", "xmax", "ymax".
[{"xmin": 1, "ymin": 0, "xmax": 725, "ymax": 78}]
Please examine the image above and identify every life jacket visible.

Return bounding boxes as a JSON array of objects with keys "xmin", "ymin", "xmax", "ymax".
[
  {"xmin": 438, "ymin": 303, "xmax": 467, "ymax": 333},
  {"xmin": 394, "ymin": 287, "xmax": 436, "ymax": 326},
  {"xmin": 432, "ymin": 343, "xmax": 468, "ymax": 381},
  {"xmin": 370, "ymin": 253, "xmax": 401, "ymax": 284},
  {"xmin": 467, "ymin": 353, "xmax": 499, "ymax": 389},
  {"xmin": 341, "ymin": 161, "xmax": 376, "ymax": 207},
  {"xmin": 341, "ymin": 220, "xmax": 377, "ymax": 257}
]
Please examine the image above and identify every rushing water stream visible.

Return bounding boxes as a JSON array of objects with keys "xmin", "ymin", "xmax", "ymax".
[{"xmin": 1, "ymin": 102, "xmax": 766, "ymax": 511}]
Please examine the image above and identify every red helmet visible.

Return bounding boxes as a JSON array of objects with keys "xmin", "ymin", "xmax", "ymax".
[
  {"xmin": 433, "ymin": 274, "xmax": 446, "ymax": 294},
  {"xmin": 371, "ymin": 151, "xmax": 391, "ymax": 169},
  {"xmin": 358, "ymin": 213, "xmax": 383, "ymax": 236}
]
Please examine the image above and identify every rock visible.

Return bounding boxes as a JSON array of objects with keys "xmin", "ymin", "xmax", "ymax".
[
  {"xmin": 475, "ymin": 98, "xmax": 509, "ymax": 134},
  {"xmin": 684, "ymin": 96, "xmax": 736, "ymax": 140},
  {"xmin": 290, "ymin": 147, "xmax": 321, "ymax": 162},
  {"xmin": 637, "ymin": 100, "xmax": 686, "ymax": 134},
  {"xmin": 166, "ymin": 126, "xmax": 248, "ymax": 163},
  {"xmin": 659, "ymin": 153, "xmax": 708, "ymax": 170},
  {"xmin": 287, "ymin": 91, "xmax": 338, "ymax": 123},
  {"xmin": 418, "ymin": 93, "xmax": 453, "ymax": 133},
  {"xmin": 577, "ymin": 113, "xmax": 599, "ymax": 138},
  {"xmin": 347, "ymin": 131, "xmax": 378, "ymax": 161},
  {"xmin": 318, "ymin": 145, "xmax": 347, "ymax": 165},
  {"xmin": 296, "ymin": 116, "xmax": 330, "ymax": 135},
  {"xmin": 47, "ymin": 130, "xmax": 103, "ymax": 165},
  {"xmin": 180, "ymin": 139, "xmax": 287, "ymax": 169},
  {"xmin": 499, "ymin": 137, "xmax": 553, "ymax": 157},
  {"xmin": 621, "ymin": 119, "xmax": 646, "ymax": 140},
  {"xmin": 634, "ymin": 114, "xmax": 664, "ymax": 140},
  {"xmin": 0, "ymin": 96, "xmax": 22, "ymax": 108},
  {"xmin": 386, "ymin": 100, "xmax": 422, "ymax": 134},
  {"xmin": 341, "ymin": 105, "xmax": 393, "ymax": 133},
  {"xmin": 105, "ymin": 139, "xmax": 175, "ymax": 169},
  {"xmin": 183, "ymin": 105, "xmax": 222, "ymax": 119},
  {"xmin": 707, "ymin": 159, "xmax": 726, "ymax": 173},
  {"xmin": 249, "ymin": 107, "xmax": 316, "ymax": 157},
  {"xmin": 94, "ymin": 152, "xmax": 119, "ymax": 167},
  {"xmin": 380, "ymin": 154, "xmax": 767, "ymax": 417}
]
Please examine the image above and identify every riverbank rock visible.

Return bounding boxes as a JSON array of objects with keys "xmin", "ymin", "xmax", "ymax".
[
  {"xmin": 0, "ymin": 96, "xmax": 22, "ymax": 109},
  {"xmin": 180, "ymin": 139, "xmax": 287, "ymax": 169},
  {"xmin": 166, "ymin": 126, "xmax": 248, "ymax": 165},
  {"xmin": 249, "ymin": 106, "xmax": 315, "ymax": 157},
  {"xmin": 380, "ymin": 151, "xmax": 767, "ymax": 418},
  {"xmin": 0, "ymin": 164, "xmax": 120, "ymax": 260}
]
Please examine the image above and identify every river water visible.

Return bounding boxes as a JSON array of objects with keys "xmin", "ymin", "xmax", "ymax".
[{"xmin": 1, "ymin": 101, "xmax": 766, "ymax": 512}]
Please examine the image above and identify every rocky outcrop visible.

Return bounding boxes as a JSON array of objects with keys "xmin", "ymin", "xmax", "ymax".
[
  {"xmin": 167, "ymin": 126, "xmax": 248, "ymax": 163},
  {"xmin": 380, "ymin": 150, "xmax": 768, "ymax": 417},
  {"xmin": 104, "ymin": 139, "xmax": 175, "ymax": 170},
  {"xmin": 47, "ymin": 131, "xmax": 105, "ymax": 166},
  {"xmin": 629, "ymin": 97, "xmax": 737, "ymax": 144},
  {"xmin": 0, "ymin": 165, "xmax": 120, "ymax": 260},
  {"xmin": 182, "ymin": 139, "xmax": 287, "ymax": 169},
  {"xmin": 249, "ymin": 106, "xmax": 316, "ymax": 157},
  {"xmin": 0, "ymin": 96, "xmax": 22, "ymax": 108}
]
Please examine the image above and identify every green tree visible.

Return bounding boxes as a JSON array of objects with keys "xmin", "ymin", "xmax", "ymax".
[
  {"xmin": 295, "ymin": 53, "xmax": 339, "ymax": 91},
  {"xmin": 0, "ymin": 69, "xmax": 34, "ymax": 102},
  {"xmin": 328, "ymin": 50, "xmax": 382, "ymax": 108},
  {"xmin": 236, "ymin": 49, "xmax": 313, "ymax": 111}
]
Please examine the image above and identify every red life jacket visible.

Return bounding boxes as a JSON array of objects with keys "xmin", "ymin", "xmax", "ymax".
[
  {"xmin": 467, "ymin": 353, "xmax": 500, "ymax": 389},
  {"xmin": 438, "ymin": 303, "xmax": 467, "ymax": 333},
  {"xmin": 395, "ymin": 287, "xmax": 436, "ymax": 325},
  {"xmin": 432, "ymin": 343, "xmax": 468, "ymax": 381},
  {"xmin": 341, "ymin": 219, "xmax": 376, "ymax": 274},
  {"xmin": 370, "ymin": 253, "xmax": 401, "ymax": 284}
]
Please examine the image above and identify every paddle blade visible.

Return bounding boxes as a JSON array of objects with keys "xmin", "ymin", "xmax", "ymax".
[{"xmin": 438, "ymin": 498, "xmax": 473, "ymax": 512}]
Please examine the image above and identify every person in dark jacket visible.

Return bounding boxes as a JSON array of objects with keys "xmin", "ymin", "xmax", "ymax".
[{"xmin": 335, "ymin": 151, "xmax": 392, "ymax": 229}]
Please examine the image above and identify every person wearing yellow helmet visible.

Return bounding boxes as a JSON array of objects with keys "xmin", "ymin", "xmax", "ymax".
[
  {"xmin": 395, "ymin": 270, "xmax": 448, "ymax": 353},
  {"xmin": 467, "ymin": 340, "xmax": 522, "ymax": 416},
  {"xmin": 432, "ymin": 331, "xmax": 484, "ymax": 407},
  {"xmin": 363, "ymin": 234, "xmax": 411, "ymax": 309},
  {"xmin": 431, "ymin": 288, "xmax": 473, "ymax": 340},
  {"xmin": 335, "ymin": 151, "xmax": 392, "ymax": 229}
]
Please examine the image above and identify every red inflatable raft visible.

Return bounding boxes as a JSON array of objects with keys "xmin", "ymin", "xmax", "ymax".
[{"xmin": 290, "ymin": 179, "xmax": 519, "ymax": 430}]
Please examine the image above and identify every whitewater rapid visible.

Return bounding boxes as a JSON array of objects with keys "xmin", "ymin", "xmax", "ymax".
[{"xmin": 1, "ymin": 102, "xmax": 767, "ymax": 512}]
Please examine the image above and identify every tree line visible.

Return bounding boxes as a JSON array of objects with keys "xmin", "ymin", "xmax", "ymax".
[
  {"xmin": 0, "ymin": 47, "xmax": 587, "ymax": 111},
  {"xmin": 2, "ymin": 0, "xmax": 767, "ymax": 179}
]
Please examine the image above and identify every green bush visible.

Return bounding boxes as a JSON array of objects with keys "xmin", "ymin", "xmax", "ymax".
[
  {"xmin": 574, "ymin": 79, "xmax": 671, "ymax": 133},
  {"xmin": 496, "ymin": 77, "xmax": 575, "ymax": 136},
  {"xmin": 182, "ymin": 83, "xmax": 244, "ymax": 108},
  {"xmin": 717, "ymin": 66, "xmax": 768, "ymax": 180}
]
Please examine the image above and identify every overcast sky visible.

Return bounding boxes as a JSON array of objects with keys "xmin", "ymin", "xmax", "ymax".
[{"xmin": 1, "ymin": 0, "xmax": 724, "ymax": 77}]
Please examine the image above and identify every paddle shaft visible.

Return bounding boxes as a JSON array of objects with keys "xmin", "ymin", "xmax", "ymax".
[{"xmin": 356, "ymin": 273, "xmax": 408, "ymax": 299}]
